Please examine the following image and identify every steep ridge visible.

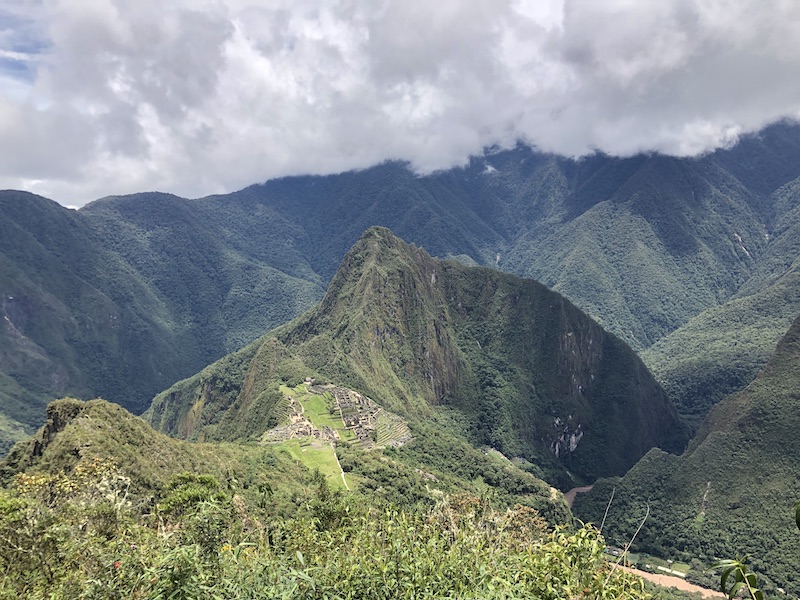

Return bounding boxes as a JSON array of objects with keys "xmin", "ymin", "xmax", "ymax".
[
  {"xmin": 504, "ymin": 154, "xmax": 766, "ymax": 347},
  {"xmin": 80, "ymin": 192, "xmax": 325, "ymax": 353},
  {"xmin": 4, "ymin": 122, "xmax": 800, "ymax": 453},
  {"xmin": 209, "ymin": 148, "xmax": 773, "ymax": 351},
  {"xmin": 146, "ymin": 228, "xmax": 688, "ymax": 486},
  {"xmin": 0, "ymin": 192, "xmax": 195, "ymax": 450},
  {"xmin": 643, "ymin": 171, "xmax": 800, "ymax": 426},
  {"xmin": 642, "ymin": 265, "xmax": 800, "ymax": 427},
  {"xmin": 0, "ymin": 191, "xmax": 323, "ymax": 452},
  {"xmin": 0, "ymin": 397, "xmax": 318, "ymax": 519},
  {"xmin": 574, "ymin": 313, "xmax": 800, "ymax": 596}
]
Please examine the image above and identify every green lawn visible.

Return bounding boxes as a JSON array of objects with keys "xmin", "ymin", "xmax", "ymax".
[
  {"xmin": 280, "ymin": 385, "xmax": 355, "ymax": 441},
  {"xmin": 619, "ymin": 553, "xmax": 691, "ymax": 576},
  {"xmin": 272, "ymin": 439, "xmax": 351, "ymax": 490}
]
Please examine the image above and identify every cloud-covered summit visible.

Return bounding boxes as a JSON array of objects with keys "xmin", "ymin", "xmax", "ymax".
[{"xmin": 2, "ymin": 0, "xmax": 800, "ymax": 206}]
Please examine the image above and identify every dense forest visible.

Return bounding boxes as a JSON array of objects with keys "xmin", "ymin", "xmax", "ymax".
[
  {"xmin": 3, "ymin": 123, "xmax": 800, "ymax": 598},
  {"xmin": 4, "ymin": 122, "xmax": 800, "ymax": 452}
]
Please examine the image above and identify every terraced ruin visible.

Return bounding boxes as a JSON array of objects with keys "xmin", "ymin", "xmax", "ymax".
[{"xmin": 260, "ymin": 380, "xmax": 412, "ymax": 489}]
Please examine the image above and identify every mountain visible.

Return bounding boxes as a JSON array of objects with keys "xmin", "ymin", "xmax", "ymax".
[
  {"xmin": 6, "ymin": 395, "xmax": 560, "ymax": 517},
  {"xmin": 642, "ymin": 169, "xmax": 800, "ymax": 426},
  {"xmin": 0, "ymin": 397, "xmax": 304, "ymax": 503},
  {"xmin": 201, "ymin": 144, "xmax": 778, "ymax": 350},
  {"xmin": 4, "ymin": 121, "xmax": 800, "ymax": 451},
  {"xmin": 0, "ymin": 191, "xmax": 200, "ymax": 450},
  {"xmin": 641, "ymin": 264, "xmax": 800, "ymax": 427},
  {"xmin": 146, "ymin": 228, "xmax": 688, "ymax": 486},
  {"xmin": 573, "ymin": 312, "xmax": 800, "ymax": 596},
  {"xmin": 80, "ymin": 191, "xmax": 325, "ymax": 352},
  {"xmin": 0, "ymin": 190, "xmax": 324, "ymax": 453}
]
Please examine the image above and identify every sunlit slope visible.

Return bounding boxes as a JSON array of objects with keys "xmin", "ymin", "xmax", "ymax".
[
  {"xmin": 574, "ymin": 313, "xmax": 800, "ymax": 596},
  {"xmin": 147, "ymin": 227, "xmax": 688, "ymax": 485}
]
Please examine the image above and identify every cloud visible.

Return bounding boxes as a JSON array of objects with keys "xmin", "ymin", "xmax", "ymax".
[{"xmin": 0, "ymin": 0, "xmax": 799, "ymax": 206}]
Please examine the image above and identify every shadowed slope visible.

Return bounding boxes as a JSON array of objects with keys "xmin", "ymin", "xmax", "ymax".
[
  {"xmin": 574, "ymin": 314, "xmax": 800, "ymax": 596},
  {"xmin": 147, "ymin": 228, "xmax": 688, "ymax": 485}
]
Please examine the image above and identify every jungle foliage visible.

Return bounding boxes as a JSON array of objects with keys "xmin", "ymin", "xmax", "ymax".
[
  {"xmin": 0, "ymin": 459, "xmax": 650, "ymax": 600},
  {"xmin": 574, "ymin": 314, "xmax": 800, "ymax": 597},
  {"xmin": 146, "ymin": 228, "xmax": 688, "ymax": 486},
  {"xmin": 0, "ymin": 396, "xmax": 659, "ymax": 599}
]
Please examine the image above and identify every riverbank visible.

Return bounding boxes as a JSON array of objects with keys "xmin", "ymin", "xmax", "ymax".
[{"xmin": 620, "ymin": 566, "xmax": 724, "ymax": 598}]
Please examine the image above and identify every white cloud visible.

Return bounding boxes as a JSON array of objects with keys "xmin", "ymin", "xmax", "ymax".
[{"xmin": 0, "ymin": 0, "xmax": 799, "ymax": 206}]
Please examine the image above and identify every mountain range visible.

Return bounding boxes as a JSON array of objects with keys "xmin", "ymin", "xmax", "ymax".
[
  {"xmin": 3, "ymin": 122, "xmax": 800, "ymax": 453},
  {"xmin": 3, "ymin": 121, "xmax": 800, "ymax": 596}
]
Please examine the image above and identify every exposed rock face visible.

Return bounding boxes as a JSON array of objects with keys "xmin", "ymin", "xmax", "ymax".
[{"xmin": 30, "ymin": 399, "xmax": 86, "ymax": 459}]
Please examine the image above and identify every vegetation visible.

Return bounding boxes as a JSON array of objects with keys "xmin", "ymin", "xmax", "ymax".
[
  {"xmin": 4, "ymin": 123, "xmax": 800, "ymax": 599},
  {"xmin": 643, "ymin": 169, "xmax": 800, "ymax": 427},
  {"xmin": 0, "ymin": 462, "xmax": 650, "ymax": 599},
  {"xmin": 574, "ymin": 314, "xmax": 800, "ymax": 596},
  {"xmin": 4, "ymin": 122, "xmax": 800, "ymax": 451},
  {"xmin": 147, "ymin": 228, "xmax": 688, "ymax": 486},
  {"xmin": 0, "ymin": 395, "xmax": 661, "ymax": 599},
  {"xmin": 641, "ymin": 265, "xmax": 800, "ymax": 428}
]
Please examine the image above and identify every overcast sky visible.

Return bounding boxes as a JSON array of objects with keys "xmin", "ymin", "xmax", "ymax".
[{"xmin": 2, "ymin": 0, "xmax": 800, "ymax": 207}]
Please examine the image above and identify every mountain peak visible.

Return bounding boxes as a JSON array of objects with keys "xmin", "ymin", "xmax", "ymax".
[
  {"xmin": 359, "ymin": 225, "xmax": 397, "ymax": 241},
  {"xmin": 148, "ymin": 228, "xmax": 688, "ymax": 484}
]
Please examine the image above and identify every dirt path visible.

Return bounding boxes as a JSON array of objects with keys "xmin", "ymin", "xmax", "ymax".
[
  {"xmin": 620, "ymin": 566, "xmax": 724, "ymax": 598},
  {"xmin": 331, "ymin": 443, "xmax": 350, "ymax": 491},
  {"xmin": 564, "ymin": 485, "xmax": 593, "ymax": 507}
]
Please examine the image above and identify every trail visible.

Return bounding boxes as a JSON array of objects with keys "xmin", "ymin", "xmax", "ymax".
[{"xmin": 331, "ymin": 443, "xmax": 350, "ymax": 490}]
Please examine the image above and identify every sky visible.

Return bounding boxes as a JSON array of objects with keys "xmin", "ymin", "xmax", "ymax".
[{"xmin": 1, "ymin": 0, "xmax": 800, "ymax": 207}]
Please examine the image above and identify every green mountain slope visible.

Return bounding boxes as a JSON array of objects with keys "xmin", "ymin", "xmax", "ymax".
[
  {"xmin": 211, "ymin": 146, "xmax": 779, "ymax": 352},
  {"xmin": 505, "ymin": 155, "xmax": 766, "ymax": 347},
  {"xmin": 0, "ymin": 192, "xmax": 197, "ymax": 450},
  {"xmin": 4, "ymin": 122, "xmax": 800, "ymax": 450},
  {"xmin": 642, "ymin": 171, "xmax": 800, "ymax": 426},
  {"xmin": 0, "ymin": 397, "xmax": 305, "ymax": 504},
  {"xmin": 573, "ymin": 313, "xmax": 800, "ymax": 596},
  {"xmin": 641, "ymin": 265, "xmax": 800, "ymax": 427},
  {"xmin": 2, "ymin": 394, "xmax": 569, "ymax": 520},
  {"xmin": 0, "ymin": 191, "xmax": 324, "ymax": 453},
  {"xmin": 146, "ymin": 228, "xmax": 688, "ymax": 486},
  {"xmin": 80, "ymin": 192, "xmax": 324, "ymax": 352}
]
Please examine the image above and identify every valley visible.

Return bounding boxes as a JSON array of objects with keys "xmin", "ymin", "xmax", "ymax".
[
  {"xmin": 3, "ymin": 123, "xmax": 800, "ymax": 453},
  {"xmin": 2, "ymin": 123, "xmax": 800, "ymax": 597}
]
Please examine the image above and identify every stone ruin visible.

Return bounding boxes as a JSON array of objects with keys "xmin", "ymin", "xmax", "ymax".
[
  {"xmin": 262, "ymin": 382, "xmax": 412, "ymax": 449},
  {"xmin": 260, "ymin": 393, "xmax": 340, "ymax": 444}
]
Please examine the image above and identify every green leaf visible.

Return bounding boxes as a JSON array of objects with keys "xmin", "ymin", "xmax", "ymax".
[
  {"xmin": 713, "ymin": 560, "xmax": 737, "ymax": 593},
  {"xmin": 729, "ymin": 581, "xmax": 744, "ymax": 599}
]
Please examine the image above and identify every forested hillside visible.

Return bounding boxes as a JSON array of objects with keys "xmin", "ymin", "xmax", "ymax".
[
  {"xmin": 146, "ymin": 228, "xmax": 688, "ymax": 486},
  {"xmin": 640, "ymin": 166, "xmax": 800, "ymax": 426},
  {"xmin": 0, "ymin": 192, "xmax": 205, "ymax": 449},
  {"xmin": 3, "ymin": 122, "xmax": 800, "ymax": 450},
  {"xmin": 574, "ymin": 313, "xmax": 800, "ymax": 596}
]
